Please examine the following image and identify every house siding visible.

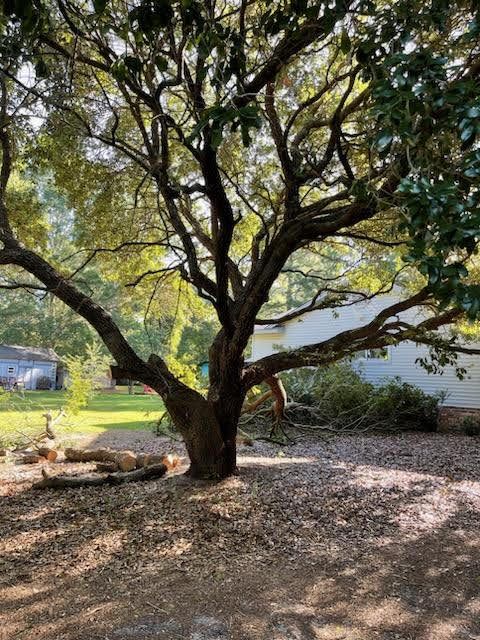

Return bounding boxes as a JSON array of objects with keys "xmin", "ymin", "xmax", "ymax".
[
  {"xmin": 0, "ymin": 358, "xmax": 57, "ymax": 390},
  {"xmin": 252, "ymin": 297, "xmax": 480, "ymax": 409}
]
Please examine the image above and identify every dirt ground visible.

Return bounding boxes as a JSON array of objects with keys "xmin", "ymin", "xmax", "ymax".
[{"xmin": 1, "ymin": 430, "xmax": 479, "ymax": 640}]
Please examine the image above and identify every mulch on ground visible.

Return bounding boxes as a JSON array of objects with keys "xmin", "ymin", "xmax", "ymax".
[{"xmin": 1, "ymin": 430, "xmax": 479, "ymax": 640}]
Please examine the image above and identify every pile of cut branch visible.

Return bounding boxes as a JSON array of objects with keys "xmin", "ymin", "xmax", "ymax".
[{"xmin": 239, "ymin": 374, "xmax": 391, "ymax": 440}]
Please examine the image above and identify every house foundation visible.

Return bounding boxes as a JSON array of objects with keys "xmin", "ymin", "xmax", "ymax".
[{"xmin": 438, "ymin": 406, "xmax": 480, "ymax": 433}]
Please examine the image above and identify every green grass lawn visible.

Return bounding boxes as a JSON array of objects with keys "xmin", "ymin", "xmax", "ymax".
[{"xmin": 0, "ymin": 389, "xmax": 164, "ymax": 441}]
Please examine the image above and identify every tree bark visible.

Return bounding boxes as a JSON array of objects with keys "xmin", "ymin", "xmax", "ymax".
[
  {"xmin": 148, "ymin": 349, "xmax": 245, "ymax": 478},
  {"xmin": 158, "ymin": 385, "xmax": 224, "ymax": 478}
]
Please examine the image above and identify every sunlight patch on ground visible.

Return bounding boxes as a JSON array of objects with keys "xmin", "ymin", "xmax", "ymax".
[
  {"xmin": 355, "ymin": 597, "xmax": 416, "ymax": 628},
  {"xmin": 426, "ymin": 619, "xmax": 472, "ymax": 640},
  {"xmin": 54, "ymin": 531, "xmax": 128, "ymax": 579},
  {"xmin": 238, "ymin": 454, "xmax": 317, "ymax": 466},
  {"xmin": 348, "ymin": 463, "xmax": 445, "ymax": 487}
]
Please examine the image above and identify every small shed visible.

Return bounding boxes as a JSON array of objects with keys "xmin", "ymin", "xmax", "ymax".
[{"xmin": 0, "ymin": 344, "xmax": 60, "ymax": 390}]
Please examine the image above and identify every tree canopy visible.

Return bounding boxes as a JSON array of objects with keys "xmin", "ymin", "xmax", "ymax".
[{"xmin": 1, "ymin": 0, "xmax": 480, "ymax": 476}]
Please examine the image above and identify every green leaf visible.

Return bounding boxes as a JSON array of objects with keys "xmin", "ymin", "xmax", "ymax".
[
  {"xmin": 460, "ymin": 124, "xmax": 475, "ymax": 142},
  {"xmin": 125, "ymin": 55, "xmax": 142, "ymax": 74},
  {"xmin": 340, "ymin": 30, "xmax": 351, "ymax": 54},
  {"xmin": 155, "ymin": 56, "xmax": 168, "ymax": 72},
  {"xmin": 210, "ymin": 127, "xmax": 223, "ymax": 150},
  {"xmin": 93, "ymin": 0, "xmax": 108, "ymax": 13},
  {"xmin": 466, "ymin": 107, "xmax": 480, "ymax": 118},
  {"xmin": 110, "ymin": 58, "xmax": 127, "ymax": 82},
  {"xmin": 241, "ymin": 123, "xmax": 252, "ymax": 147},
  {"xmin": 35, "ymin": 58, "xmax": 49, "ymax": 78},
  {"xmin": 375, "ymin": 130, "xmax": 393, "ymax": 152}
]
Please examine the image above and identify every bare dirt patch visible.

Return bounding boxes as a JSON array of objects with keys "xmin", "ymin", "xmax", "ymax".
[{"xmin": 1, "ymin": 431, "xmax": 479, "ymax": 640}]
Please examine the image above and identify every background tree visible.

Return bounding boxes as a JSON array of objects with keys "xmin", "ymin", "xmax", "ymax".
[{"xmin": 1, "ymin": 0, "xmax": 480, "ymax": 478}]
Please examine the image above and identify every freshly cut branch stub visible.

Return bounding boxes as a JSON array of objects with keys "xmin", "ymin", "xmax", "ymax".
[{"xmin": 36, "ymin": 447, "xmax": 58, "ymax": 462}]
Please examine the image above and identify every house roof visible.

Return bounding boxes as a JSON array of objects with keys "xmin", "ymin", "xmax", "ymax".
[
  {"xmin": 254, "ymin": 300, "xmax": 315, "ymax": 333},
  {"xmin": 0, "ymin": 344, "xmax": 60, "ymax": 362},
  {"xmin": 254, "ymin": 289, "xmax": 406, "ymax": 333}
]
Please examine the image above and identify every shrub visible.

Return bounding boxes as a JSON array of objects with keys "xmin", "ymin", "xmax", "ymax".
[
  {"xmin": 64, "ymin": 343, "xmax": 111, "ymax": 414},
  {"xmin": 36, "ymin": 375, "xmax": 52, "ymax": 390},
  {"xmin": 282, "ymin": 364, "xmax": 443, "ymax": 433},
  {"xmin": 373, "ymin": 378, "xmax": 442, "ymax": 432},
  {"xmin": 462, "ymin": 416, "xmax": 480, "ymax": 437}
]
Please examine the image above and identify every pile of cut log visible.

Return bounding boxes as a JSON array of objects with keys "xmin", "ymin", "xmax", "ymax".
[
  {"xmin": 63, "ymin": 448, "xmax": 179, "ymax": 473},
  {"xmin": 33, "ymin": 448, "xmax": 180, "ymax": 489}
]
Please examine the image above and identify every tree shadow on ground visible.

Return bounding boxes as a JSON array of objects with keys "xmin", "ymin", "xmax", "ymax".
[{"xmin": 1, "ymin": 432, "xmax": 479, "ymax": 640}]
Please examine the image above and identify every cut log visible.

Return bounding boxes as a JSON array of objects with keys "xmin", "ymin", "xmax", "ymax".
[
  {"xmin": 65, "ymin": 448, "xmax": 136, "ymax": 470},
  {"xmin": 64, "ymin": 448, "xmax": 117, "ymax": 463},
  {"xmin": 136, "ymin": 453, "xmax": 157, "ymax": 468},
  {"xmin": 116, "ymin": 451, "xmax": 137, "ymax": 472},
  {"xmin": 95, "ymin": 462, "xmax": 119, "ymax": 473},
  {"xmin": 135, "ymin": 453, "xmax": 149, "ymax": 468},
  {"xmin": 136, "ymin": 453, "xmax": 179, "ymax": 470},
  {"xmin": 0, "ymin": 449, "xmax": 7, "ymax": 457},
  {"xmin": 33, "ymin": 463, "xmax": 168, "ymax": 489},
  {"xmin": 36, "ymin": 447, "xmax": 58, "ymax": 462},
  {"xmin": 64, "ymin": 447, "xmax": 180, "ymax": 472},
  {"xmin": 163, "ymin": 454, "xmax": 180, "ymax": 470},
  {"xmin": 20, "ymin": 454, "xmax": 43, "ymax": 464}
]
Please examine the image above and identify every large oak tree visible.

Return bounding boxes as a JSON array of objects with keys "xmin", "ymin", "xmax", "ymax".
[{"xmin": 1, "ymin": 0, "xmax": 480, "ymax": 477}]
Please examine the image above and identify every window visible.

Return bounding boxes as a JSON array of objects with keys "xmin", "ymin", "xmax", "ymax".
[
  {"xmin": 351, "ymin": 347, "xmax": 390, "ymax": 361},
  {"xmin": 7, "ymin": 365, "xmax": 15, "ymax": 375},
  {"xmin": 365, "ymin": 347, "xmax": 390, "ymax": 360}
]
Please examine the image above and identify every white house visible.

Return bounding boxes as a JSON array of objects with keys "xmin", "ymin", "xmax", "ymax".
[
  {"xmin": 252, "ymin": 295, "xmax": 480, "ymax": 410},
  {"xmin": 0, "ymin": 345, "xmax": 59, "ymax": 390}
]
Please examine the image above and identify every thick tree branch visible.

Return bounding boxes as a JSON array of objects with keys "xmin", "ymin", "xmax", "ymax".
[
  {"xmin": 243, "ymin": 290, "xmax": 462, "ymax": 388},
  {"xmin": 233, "ymin": 3, "xmax": 357, "ymax": 108}
]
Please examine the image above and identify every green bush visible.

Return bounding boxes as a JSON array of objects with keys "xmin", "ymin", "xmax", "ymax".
[
  {"xmin": 373, "ymin": 378, "xmax": 441, "ymax": 432},
  {"xmin": 284, "ymin": 363, "xmax": 376, "ymax": 428},
  {"xmin": 283, "ymin": 364, "xmax": 443, "ymax": 433},
  {"xmin": 462, "ymin": 416, "xmax": 480, "ymax": 437},
  {"xmin": 64, "ymin": 343, "xmax": 111, "ymax": 414}
]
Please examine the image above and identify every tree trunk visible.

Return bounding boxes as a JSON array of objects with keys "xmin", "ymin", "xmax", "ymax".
[
  {"xmin": 162, "ymin": 386, "xmax": 242, "ymax": 479},
  {"xmin": 148, "ymin": 345, "xmax": 246, "ymax": 480},
  {"xmin": 151, "ymin": 377, "xmax": 245, "ymax": 479}
]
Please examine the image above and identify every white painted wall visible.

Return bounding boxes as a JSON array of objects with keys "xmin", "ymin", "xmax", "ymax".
[{"xmin": 252, "ymin": 296, "xmax": 480, "ymax": 408}]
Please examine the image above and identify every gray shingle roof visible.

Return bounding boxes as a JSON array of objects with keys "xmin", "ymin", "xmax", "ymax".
[{"xmin": 0, "ymin": 344, "xmax": 60, "ymax": 362}]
